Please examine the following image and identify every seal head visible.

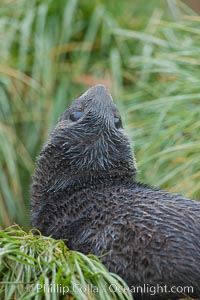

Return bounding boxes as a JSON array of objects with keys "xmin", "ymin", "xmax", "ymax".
[{"xmin": 33, "ymin": 84, "xmax": 136, "ymax": 198}]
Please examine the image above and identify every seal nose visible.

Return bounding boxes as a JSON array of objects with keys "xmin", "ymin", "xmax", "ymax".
[
  {"xmin": 93, "ymin": 84, "xmax": 108, "ymax": 93},
  {"xmin": 88, "ymin": 84, "xmax": 113, "ymax": 104}
]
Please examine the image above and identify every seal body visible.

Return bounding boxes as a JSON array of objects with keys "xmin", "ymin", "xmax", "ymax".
[{"xmin": 31, "ymin": 85, "xmax": 200, "ymax": 299}]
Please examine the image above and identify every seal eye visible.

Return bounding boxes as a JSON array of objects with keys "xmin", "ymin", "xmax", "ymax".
[
  {"xmin": 70, "ymin": 111, "xmax": 83, "ymax": 121},
  {"xmin": 114, "ymin": 116, "xmax": 122, "ymax": 129}
]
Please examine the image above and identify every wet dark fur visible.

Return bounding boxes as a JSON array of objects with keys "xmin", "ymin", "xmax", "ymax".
[{"xmin": 31, "ymin": 85, "xmax": 200, "ymax": 300}]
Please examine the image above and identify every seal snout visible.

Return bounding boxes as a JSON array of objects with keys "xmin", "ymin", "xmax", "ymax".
[
  {"xmin": 87, "ymin": 84, "xmax": 114, "ymax": 106},
  {"xmin": 93, "ymin": 84, "xmax": 108, "ymax": 92}
]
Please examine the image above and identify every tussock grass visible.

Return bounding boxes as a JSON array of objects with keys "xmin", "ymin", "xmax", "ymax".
[
  {"xmin": 0, "ymin": 0, "xmax": 199, "ymax": 230},
  {"xmin": 0, "ymin": 226, "xmax": 133, "ymax": 300}
]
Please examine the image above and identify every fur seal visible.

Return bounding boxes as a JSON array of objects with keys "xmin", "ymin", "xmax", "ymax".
[{"xmin": 31, "ymin": 84, "xmax": 200, "ymax": 299}]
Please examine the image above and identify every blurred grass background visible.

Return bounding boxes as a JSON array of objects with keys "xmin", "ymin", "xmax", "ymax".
[{"xmin": 0, "ymin": 0, "xmax": 200, "ymax": 229}]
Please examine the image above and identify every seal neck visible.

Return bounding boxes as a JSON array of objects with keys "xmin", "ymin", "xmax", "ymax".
[{"xmin": 46, "ymin": 167, "xmax": 136, "ymax": 195}]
